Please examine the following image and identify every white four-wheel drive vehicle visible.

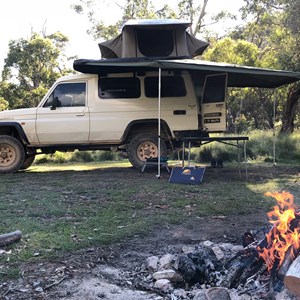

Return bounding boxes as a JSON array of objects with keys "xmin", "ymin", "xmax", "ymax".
[{"xmin": 0, "ymin": 69, "xmax": 227, "ymax": 173}]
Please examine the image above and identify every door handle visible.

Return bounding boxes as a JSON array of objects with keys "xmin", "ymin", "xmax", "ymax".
[{"xmin": 76, "ymin": 113, "xmax": 85, "ymax": 116}]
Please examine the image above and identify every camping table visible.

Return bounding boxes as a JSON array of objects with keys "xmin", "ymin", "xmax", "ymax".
[{"xmin": 180, "ymin": 136, "xmax": 249, "ymax": 179}]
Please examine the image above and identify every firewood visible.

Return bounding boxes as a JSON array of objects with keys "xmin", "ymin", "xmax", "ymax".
[
  {"xmin": 284, "ymin": 255, "xmax": 300, "ymax": 297},
  {"xmin": 278, "ymin": 246, "xmax": 300, "ymax": 280},
  {"xmin": 0, "ymin": 230, "xmax": 22, "ymax": 246}
]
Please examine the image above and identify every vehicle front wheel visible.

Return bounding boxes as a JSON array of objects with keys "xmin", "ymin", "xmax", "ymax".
[
  {"xmin": 0, "ymin": 136, "xmax": 25, "ymax": 173},
  {"xmin": 127, "ymin": 133, "xmax": 167, "ymax": 169}
]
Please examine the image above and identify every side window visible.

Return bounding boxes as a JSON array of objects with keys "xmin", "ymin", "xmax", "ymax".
[
  {"xmin": 98, "ymin": 77, "xmax": 140, "ymax": 99},
  {"xmin": 145, "ymin": 76, "xmax": 187, "ymax": 98},
  {"xmin": 44, "ymin": 83, "xmax": 86, "ymax": 107}
]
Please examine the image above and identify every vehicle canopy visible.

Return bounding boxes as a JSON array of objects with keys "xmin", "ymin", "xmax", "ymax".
[{"xmin": 73, "ymin": 58, "xmax": 300, "ymax": 88}]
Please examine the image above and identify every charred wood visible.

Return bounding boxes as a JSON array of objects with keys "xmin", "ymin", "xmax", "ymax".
[{"xmin": 0, "ymin": 230, "xmax": 22, "ymax": 246}]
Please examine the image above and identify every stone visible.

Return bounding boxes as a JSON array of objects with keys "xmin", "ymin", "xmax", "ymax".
[
  {"xmin": 146, "ymin": 256, "xmax": 159, "ymax": 271},
  {"xmin": 211, "ymin": 245, "xmax": 225, "ymax": 261},
  {"xmin": 218, "ymin": 243, "xmax": 234, "ymax": 252},
  {"xmin": 153, "ymin": 269, "xmax": 183, "ymax": 282},
  {"xmin": 159, "ymin": 253, "xmax": 174, "ymax": 269},
  {"xmin": 153, "ymin": 279, "xmax": 173, "ymax": 293},
  {"xmin": 231, "ymin": 245, "xmax": 244, "ymax": 253},
  {"xmin": 193, "ymin": 287, "xmax": 231, "ymax": 300},
  {"xmin": 182, "ymin": 245, "xmax": 196, "ymax": 254},
  {"xmin": 172, "ymin": 288, "xmax": 188, "ymax": 298},
  {"xmin": 202, "ymin": 240, "xmax": 214, "ymax": 248}
]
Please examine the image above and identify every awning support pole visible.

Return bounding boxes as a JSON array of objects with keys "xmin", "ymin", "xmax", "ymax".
[
  {"xmin": 273, "ymin": 97, "xmax": 276, "ymax": 166},
  {"xmin": 156, "ymin": 68, "xmax": 162, "ymax": 178}
]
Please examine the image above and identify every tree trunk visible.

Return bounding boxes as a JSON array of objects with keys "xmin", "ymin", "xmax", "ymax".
[{"xmin": 280, "ymin": 84, "xmax": 300, "ymax": 134}]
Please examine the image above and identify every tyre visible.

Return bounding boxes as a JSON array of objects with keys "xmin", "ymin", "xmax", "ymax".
[
  {"xmin": 127, "ymin": 133, "xmax": 167, "ymax": 169},
  {"xmin": 20, "ymin": 154, "xmax": 36, "ymax": 170},
  {"xmin": 0, "ymin": 136, "xmax": 25, "ymax": 173}
]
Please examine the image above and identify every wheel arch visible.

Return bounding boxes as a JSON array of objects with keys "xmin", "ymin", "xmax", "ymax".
[
  {"xmin": 122, "ymin": 119, "xmax": 172, "ymax": 143},
  {"xmin": 0, "ymin": 122, "xmax": 29, "ymax": 145}
]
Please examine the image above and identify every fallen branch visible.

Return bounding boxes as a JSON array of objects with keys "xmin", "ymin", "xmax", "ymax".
[
  {"xmin": 44, "ymin": 276, "xmax": 68, "ymax": 291},
  {"xmin": 0, "ymin": 230, "xmax": 22, "ymax": 246}
]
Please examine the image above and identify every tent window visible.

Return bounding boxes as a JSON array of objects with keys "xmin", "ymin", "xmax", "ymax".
[
  {"xmin": 136, "ymin": 29, "xmax": 174, "ymax": 57},
  {"xmin": 98, "ymin": 77, "xmax": 140, "ymax": 99},
  {"xmin": 145, "ymin": 76, "xmax": 187, "ymax": 98}
]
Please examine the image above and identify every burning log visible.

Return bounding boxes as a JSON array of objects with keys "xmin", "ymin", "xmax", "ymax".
[
  {"xmin": 284, "ymin": 255, "xmax": 300, "ymax": 297},
  {"xmin": 0, "ymin": 230, "xmax": 22, "ymax": 246}
]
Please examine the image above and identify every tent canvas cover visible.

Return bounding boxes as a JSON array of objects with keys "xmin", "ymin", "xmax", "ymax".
[{"xmin": 98, "ymin": 19, "xmax": 209, "ymax": 59}]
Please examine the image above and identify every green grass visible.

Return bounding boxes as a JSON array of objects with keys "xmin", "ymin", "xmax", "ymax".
[{"xmin": 0, "ymin": 161, "xmax": 299, "ymax": 282}]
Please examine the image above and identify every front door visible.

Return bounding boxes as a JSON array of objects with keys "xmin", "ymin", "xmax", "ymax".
[{"xmin": 36, "ymin": 82, "xmax": 89, "ymax": 144}]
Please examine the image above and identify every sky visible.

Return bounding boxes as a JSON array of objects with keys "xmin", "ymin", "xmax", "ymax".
[{"xmin": 0, "ymin": 0, "xmax": 245, "ymax": 74}]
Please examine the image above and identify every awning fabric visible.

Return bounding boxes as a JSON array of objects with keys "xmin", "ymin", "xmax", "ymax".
[{"xmin": 73, "ymin": 58, "xmax": 300, "ymax": 88}]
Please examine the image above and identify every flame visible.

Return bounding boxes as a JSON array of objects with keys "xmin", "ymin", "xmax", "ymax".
[{"xmin": 258, "ymin": 191, "xmax": 300, "ymax": 271}]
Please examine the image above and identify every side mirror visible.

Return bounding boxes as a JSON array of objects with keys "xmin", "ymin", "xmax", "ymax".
[{"xmin": 50, "ymin": 96, "xmax": 59, "ymax": 110}]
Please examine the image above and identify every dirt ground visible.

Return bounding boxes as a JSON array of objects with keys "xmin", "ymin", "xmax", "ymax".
[{"xmin": 1, "ymin": 164, "xmax": 299, "ymax": 300}]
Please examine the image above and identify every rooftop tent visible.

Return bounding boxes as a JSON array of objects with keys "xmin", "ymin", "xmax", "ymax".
[
  {"xmin": 73, "ymin": 58, "xmax": 300, "ymax": 88},
  {"xmin": 98, "ymin": 19, "xmax": 209, "ymax": 59}
]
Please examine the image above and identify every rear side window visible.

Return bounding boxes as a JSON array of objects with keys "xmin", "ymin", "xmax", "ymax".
[
  {"xmin": 145, "ymin": 76, "xmax": 187, "ymax": 98},
  {"xmin": 98, "ymin": 77, "xmax": 140, "ymax": 99}
]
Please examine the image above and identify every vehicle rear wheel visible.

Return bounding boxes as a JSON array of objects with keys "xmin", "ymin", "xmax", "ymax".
[
  {"xmin": 20, "ymin": 154, "xmax": 36, "ymax": 170},
  {"xmin": 0, "ymin": 136, "xmax": 25, "ymax": 173},
  {"xmin": 127, "ymin": 133, "xmax": 167, "ymax": 169}
]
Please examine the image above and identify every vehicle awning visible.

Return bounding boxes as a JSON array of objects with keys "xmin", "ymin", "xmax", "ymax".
[{"xmin": 73, "ymin": 58, "xmax": 300, "ymax": 88}]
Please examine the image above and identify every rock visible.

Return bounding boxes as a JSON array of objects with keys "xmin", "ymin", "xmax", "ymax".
[
  {"xmin": 159, "ymin": 253, "xmax": 174, "ymax": 269},
  {"xmin": 153, "ymin": 269, "xmax": 183, "ymax": 282},
  {"xmin": 231, "ymin": 245, "xmax": 244, "ymax": 253},
  {"xmin": 172, "ymin": 288, "xmax": 188, "ymax": 298},
  {"xmin": 218, "ymin": 243, "xmax": 234, "ymax": 252},
  {"xmin": 153, "ymin": 279, "xmax": 173, "ymax": 293},
  {"xmin": 211, "ymin": 245, "xmax": 225, "ymax": 261},
  {"xmin": 193, "ymin": 287, "xmax": 231, "ymax": 300},
  {"xmin": 182, "ymin": 245, "xmax": 196, "ymax": 254},
  {"xmin": 202, "ymin": 240, "xmax": 214, "ymax": 248},
  {"xmin": 34, "ymin": 287, "xmax": 44, "ymax": 293},
  {"xmin": 97, "ymin": 265, "xmax": 121, "ymax": 280},
  {"xmin": 146, "ymin": 256, "xmax": 159, "ymax": 271}
]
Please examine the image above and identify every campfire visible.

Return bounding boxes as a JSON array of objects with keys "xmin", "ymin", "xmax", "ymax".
[
  {"xmin": 145, "ymin": 191, "xmax": 300, "ymax": 299},
  {"xmin": 257, "ymin": 191, "xmax": 300, "ymax": 297}
]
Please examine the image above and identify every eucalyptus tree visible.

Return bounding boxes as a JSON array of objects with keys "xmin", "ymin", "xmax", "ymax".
[
  {"xmin": 238, "ymin": 0, "xmax": 300, "ymax": 133},
  {"xmin": 1, "ymin": 32, "xmax": 72, "ymax": 109}
]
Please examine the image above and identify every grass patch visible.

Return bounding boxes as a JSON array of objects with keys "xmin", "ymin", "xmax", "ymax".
[{"xmin": 0, "ymin": 161, "xmax": 299, "ymax": 282}]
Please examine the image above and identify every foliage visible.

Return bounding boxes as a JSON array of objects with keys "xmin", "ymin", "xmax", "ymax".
[
  {"xmin": 0, "ymin": 96, "xmax": 8, "ymax": 111},
  {"xmin": 236, "ymin": 0, "xmax": 300, "ymax": 133},
  {"xmin": 35, "ymin": 150, "xmax": 123, "ymax": 164},
  {"xmin": 73, "ymin": 0, "xmax": 237, "ymax": 39},
  {"xmin": 0, "ymin": 32, "xmax": 72, "ymax": 109}
]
